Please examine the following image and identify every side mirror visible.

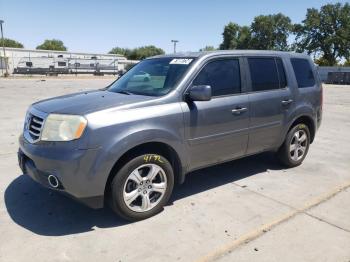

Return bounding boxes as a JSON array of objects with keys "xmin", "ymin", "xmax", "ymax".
[{"xmin": 187, "ymin": 85, "xmax": 212, "ymax": 101}]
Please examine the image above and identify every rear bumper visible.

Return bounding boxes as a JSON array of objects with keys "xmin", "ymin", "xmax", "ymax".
[{"xmin": 18, "ymin": 135, "xmax": 105, "ymax": 209}]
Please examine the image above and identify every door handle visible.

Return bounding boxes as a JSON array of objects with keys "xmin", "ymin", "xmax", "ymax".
[
  {"xmin": 232, "ymin": 107, "xmax": 248, "ymax": 115},
  {"xmin": 281, "ymin": 99, "xmax": 293, "ymax": 106}
]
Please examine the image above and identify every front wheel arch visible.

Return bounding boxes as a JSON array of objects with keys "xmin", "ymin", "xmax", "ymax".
[
  {"xmin": 104, "ymin": 142, "xmax": 183, "ymax": 200},
  {"xmin": 109, "ymin": 154, "xmax": 175, "ymax": 220}
]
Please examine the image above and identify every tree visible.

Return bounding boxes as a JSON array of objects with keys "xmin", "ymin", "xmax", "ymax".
[
  {"xmin": 219, "ymin": 14, "xmax": 292, "ymax": 51},
  {"xmin": 219, "ymin": 23, "xmax": 253, "ymax": 50},
  {"xmin": 109, "ymin": 47, "xmax": 132, "ymax": 58},
  {"xmin": 294, "ymin": 3, "xmax": 350, "ymax": 66},
  {"xmin": 250, "ymin": 13, "xmax": 293, "ymax": 50},
  {"xmin": 314, "ymin": 57, "xmax": 336, "ymax": 66},
  {"xmin": 343, "ymin": 59, "xmax": 350, "ymax": 67},
  {"xmin": 199, "ymin": 46, "xmax": 216, "ymax": 51},
  {"xmin": 110, "ymin": 45, "xmax": 165, "ymax": 60},
  {"xmin": 36, "ymin": 39, "xmax": 67, "ymax": 51},
  {"xmin": 219, "ymin": 22, "xmax": 241, "ymax": 49},
  {"xmin": 129, "ymin": 45, "xmax": 165, "ymax": 60},
  {"xmin": 1, "ymin": 38, "xmax": 24, "ymax": 48},
  {"xmin": 236, "ymin": 26, "xmax": 252, "ymax": 49}
]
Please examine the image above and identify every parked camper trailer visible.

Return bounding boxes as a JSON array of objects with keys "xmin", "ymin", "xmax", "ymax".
[
  {"xmin": 14, "ymin": 56, "xmax": 120, "ymax": 75},
  {"xmin": 1, "ymin": 47, "xmax": 130, "ymax": 77},
  {"xmin": 14, "ymin": 57, "xmax": 54, "ymax": 74},
  {"xmin": 67, "ymin": 58, "xmax": 118, "ymax": 75},
  {"xmin": 96, "ymin": 59, "xmax": 118, "ymax": 75},
  {"xmin": 14, "ymin": 57, "xmax": 70, "ymax": 75}
]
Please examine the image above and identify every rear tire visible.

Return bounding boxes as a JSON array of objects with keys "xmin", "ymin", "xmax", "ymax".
[
  {"xmin": 109, "ymin": 154, "xmax": 174, "ymax": 221},
  {"xmin": 278, "ymin": 123, "xmax": 310, "ymax": 167}
]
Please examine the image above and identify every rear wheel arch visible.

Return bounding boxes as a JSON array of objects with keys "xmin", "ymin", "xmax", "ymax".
[{"xmin": 288, "ymin": 115, "xmax": 316, "ymax": 143}]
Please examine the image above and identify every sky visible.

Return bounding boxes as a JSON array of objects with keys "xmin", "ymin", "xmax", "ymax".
[{"xmin": 0, "ymin": 0, "xmax": 348, "ymax": 54}]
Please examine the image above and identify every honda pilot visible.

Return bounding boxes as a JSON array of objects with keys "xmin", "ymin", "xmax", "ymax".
[{"xmin": 18, "ymin": 51, "xmax": 323, "ymax": 221}]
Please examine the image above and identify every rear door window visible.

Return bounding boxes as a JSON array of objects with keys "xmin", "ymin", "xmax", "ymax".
[
  {"xmin": 291, "ymin": 58, "xmax": 315, "ymax": 88},
  {"xmin": 248, "ymin": 58, "xmax": 280, "ymax": 91},
  {"xmin": 193, "ymin": 59, "xmax": 241, "ymax": 96}
]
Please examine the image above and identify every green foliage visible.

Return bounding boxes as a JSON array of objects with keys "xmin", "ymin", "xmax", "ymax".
[
  {"xmin": 1, "ymin": 38, "xmax": 24, "ymax": 48},
  {"xmin": 109, "ymin": 47, "xmax": 133, "ymax": 58},
  {"xmin": 294, "ymin": 3, "xmax": 350, "ymax": 66},
  {"xmin": 236, "ymin": 26, "xmax": 252, "ymax": 49},
  {"xmin": 129, "ymin": 45, "xmax": 165, "ymax": 60},
  {"xmin": 250, "ymin": 13, "xmax": 292, "ymax": 50},
  {"xmin": 220, "ymin": 14, "xmax": 292, "ymax": 51},
  {"xmin": 220, "ymin": 22, "xmax": 240, "ymax": 49},
  {"xmin": 36, "ymin": 39, "xmax": 67, "ymax": 51},
  {"xmin": 314, "ymin": 57, "xmax": 337, "ymax": 66},
  {"xmin": 109, "ymin": 45, "xmax": 164, "ymax": 60},
  {"xmin": 219, "ymin": 23, "xmax": 251, "ymax": 49},
  {"xmin": 199, "ymin": 46, "xmax": 216, "ymax": 51}
]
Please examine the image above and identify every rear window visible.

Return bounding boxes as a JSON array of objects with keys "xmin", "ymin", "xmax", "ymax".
[
  {"xmin": 58, "ymin": 62, "xmax": 66, "ymax": 66},
  {"xmin": 291, "ymin": 58, "xmax": 315, "ymax": 88},
  {"xmin": 248, "ymin": 58, "xmax": 280, "ymax": 91}
]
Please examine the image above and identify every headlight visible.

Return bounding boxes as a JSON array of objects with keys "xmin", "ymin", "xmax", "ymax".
[{"xmin": 41, "ymin": 114, "xmax": 87, "ymax": 141}]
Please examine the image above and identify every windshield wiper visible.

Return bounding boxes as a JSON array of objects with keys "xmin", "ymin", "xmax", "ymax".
[{"xmin": 115, "ymin": 90, "xmax": 133, "ymax": 95}]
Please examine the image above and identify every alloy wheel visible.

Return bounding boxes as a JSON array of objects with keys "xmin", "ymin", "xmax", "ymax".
[
  {"xmin": 122, "ymin": 164, "xmax": 167, "ymax": 212},
  {"xmin": 289, "ymin": 130, "xmax": 308, "ymax": 161}
]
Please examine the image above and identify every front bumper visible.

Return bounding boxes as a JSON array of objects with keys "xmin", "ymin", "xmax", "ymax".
[{"xmin": 18, "ymin": 135, "xmax": 104, "ymax": 209}]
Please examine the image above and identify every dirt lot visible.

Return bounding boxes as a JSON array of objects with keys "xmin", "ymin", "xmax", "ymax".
[{"xmin": 0, "ymin": 78, "xmax": 349, "ymax": 262}]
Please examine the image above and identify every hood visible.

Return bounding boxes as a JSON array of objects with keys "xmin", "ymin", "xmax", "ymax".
[{"xmin": 32, "ymin": 90, "xmax": 155, "ymax": 115}]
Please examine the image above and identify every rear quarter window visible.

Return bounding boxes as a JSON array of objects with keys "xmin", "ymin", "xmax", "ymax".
[{"xmin": 291, "ymin": 58, "xmax": 315, "ymax": 88}]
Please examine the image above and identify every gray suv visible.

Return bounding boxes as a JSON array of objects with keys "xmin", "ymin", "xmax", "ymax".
[{"xmin": 18, "ymin": 51, "xmax": 323, "ymax": 221}]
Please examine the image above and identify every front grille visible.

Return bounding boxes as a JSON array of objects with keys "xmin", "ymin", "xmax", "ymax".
[
  {"xmin": 23, "ymin": 108, "xmax": 47, "ymax": 143},
  {"xmin": 28, "ymin": 114, "xmax": 44, "ymax": 141}
]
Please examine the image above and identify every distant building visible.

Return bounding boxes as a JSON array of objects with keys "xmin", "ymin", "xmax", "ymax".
[
  {"xmin": 0, "ymin": 47, "xmax": 137, "ymax": 76},
  {"xmin": 318, "ymin": 66, "xmax": 350, "ymax": 84}
]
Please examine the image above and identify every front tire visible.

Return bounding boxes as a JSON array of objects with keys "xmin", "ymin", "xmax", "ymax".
[
  {"xmin": 278, "ymin": 123, "xmax": 310, "ymax": 167},
  {"xmin": 109, "ymin": 154, "xmax": 174, "ymax": 221}
]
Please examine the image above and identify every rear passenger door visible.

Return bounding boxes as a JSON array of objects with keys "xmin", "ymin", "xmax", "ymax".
[
  {"xmin": 182, "ymin": 58, "xmax": 250, "ymax": 169},
  {"xmin": 246, "ymin": 57, "xmax": 293, "ymax": 154}
]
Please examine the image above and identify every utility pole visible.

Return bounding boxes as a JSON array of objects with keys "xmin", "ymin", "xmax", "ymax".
[
  {"xmin": 171, "ymin": 40, "xmax": 179, "ymax": 53},
  {"xmin": 0, "ymin": 20, "xmax": 8, "ymax": 77}
]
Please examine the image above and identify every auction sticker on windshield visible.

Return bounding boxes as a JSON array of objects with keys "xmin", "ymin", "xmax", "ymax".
[{"xmin": 170, "ymin": 59, "xmax": 193, "ymax": 65}]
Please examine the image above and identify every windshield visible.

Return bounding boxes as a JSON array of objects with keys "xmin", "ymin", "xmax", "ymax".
[{"xmin": 108, "ymin": 57, "xmax": 195, "ymax": 96}]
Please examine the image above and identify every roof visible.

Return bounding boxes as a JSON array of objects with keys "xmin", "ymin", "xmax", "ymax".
[{"xmin": 151, "ymin": 50, "xmax": 310, "ymax": 59}]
